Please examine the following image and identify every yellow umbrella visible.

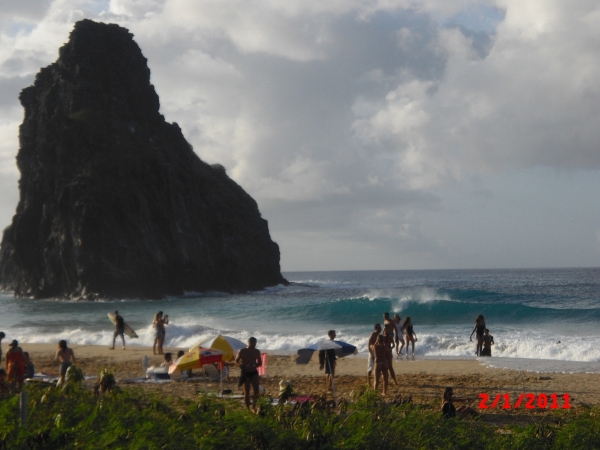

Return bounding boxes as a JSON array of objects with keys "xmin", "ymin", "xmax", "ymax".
[
  {"xmin": 169, "ymin": 348, "xmax": 223, "ymax": 374},
  {"xmin": 189, "ymin": 334, "xmax": 246, "ymax": 362}
]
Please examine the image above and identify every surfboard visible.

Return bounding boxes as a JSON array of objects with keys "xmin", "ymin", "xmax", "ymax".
[{"xmin": 107, "ymin": 313, "xmax": 138, "ymax": 338}]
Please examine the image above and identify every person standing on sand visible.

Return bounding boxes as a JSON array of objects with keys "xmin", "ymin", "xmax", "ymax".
[
  {"xmin": 403, "ymin": 317, "xmax": 417, "ymax": 355},
  {"xmin": 469, "ymin": 314, "xmax": 486, "ymax": 357},
  {"xmin": 55, "ymin": 340, "xmax": 75, "ymax": 385},
  {"xmin": 383, "ymin": 323, "xmax": 398, "ymax": 385},
  {"xmin": 371, "ymin": 334, "xmax": 389, "ymax": 395},
  {"xmin": 319, "ymin": 330, "xmax": 338, "ymax": 391},
  {"xmin": 6, "ymin": 340, "xmax": 25, "ymax": 389},
  {"xmin": 110, "ymin": 310, "xmax": 126, "ymax": 350},
  {"xmin": 383, "ymin": 312, "xmax": 395, "ymax": 342},
  {"xmin": 393, "ymin": 314, "xmax": 405, "ymax": 356},
  {"xmin": 235, "ymin": 337, "xmax": 262, "ymax": 410},
  {"xmin": 152, "ymin": 311, "xmax": 169, "ymax": 355},
  {"xmin": 367, "ymin": 324, "xmax": 381, "ymax": 385}
]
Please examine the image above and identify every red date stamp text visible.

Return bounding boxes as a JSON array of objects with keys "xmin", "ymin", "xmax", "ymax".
[{"xmin": 478, "ymin": 393, "xmax": 571, "ymax": 409}]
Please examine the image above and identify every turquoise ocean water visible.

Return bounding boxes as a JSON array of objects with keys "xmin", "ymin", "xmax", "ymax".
[{"xmin": 1, "ymin": 268, "xmax": 599, "ymax": 372}]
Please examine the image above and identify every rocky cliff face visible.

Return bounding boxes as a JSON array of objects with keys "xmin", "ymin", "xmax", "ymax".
[{"xmin": 0, "ymin": 19, "xmax": 287, "ymax": 299}]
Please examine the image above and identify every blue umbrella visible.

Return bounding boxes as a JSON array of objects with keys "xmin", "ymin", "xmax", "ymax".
[{"xmin": 295, "ymin": 340, "xmax": 358, "ymax": 365}]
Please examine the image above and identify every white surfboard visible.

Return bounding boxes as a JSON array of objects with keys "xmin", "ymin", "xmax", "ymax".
[{"xmin": 107, "ymin": 313, "xmax": 138, "ymax": 338}]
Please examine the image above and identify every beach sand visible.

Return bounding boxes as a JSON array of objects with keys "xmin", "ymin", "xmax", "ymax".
[{"xmin": 19, "ymin": 343, "xmax": 599, "ymax": 425}]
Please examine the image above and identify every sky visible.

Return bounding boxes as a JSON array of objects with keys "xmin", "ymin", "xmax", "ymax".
[{"xmin": 1, "ymin": 0, "xmax": 599, "ymax": 272}]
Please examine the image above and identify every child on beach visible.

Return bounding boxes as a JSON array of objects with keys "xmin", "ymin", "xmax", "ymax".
[
  {"xmin": 480, "ymin": 329, "xmax": 494, "ymax": 357},
  {"xmin": 441, "ymin": 387, "xmax": 477, "ymax": 419},
  {"xmin": 56, "ymin": 340, "xmax": 75, "ymax": 385},
  {"xmin": 160, "ymin": 353, "xmax": 173, "ymax": 367},
  {"xmin": 370, "ymin": 334, "xmax": 389, "ymax": 395}
]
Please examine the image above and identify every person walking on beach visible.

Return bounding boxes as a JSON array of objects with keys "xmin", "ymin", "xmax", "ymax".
[
  {"xmin": 383, "ymin": 323, "xmax": 398, "ymax": 384},
  {"xmin": 153, "ymin": 311, "xmax": 169, "ymax": 355},
  {"xmin": 319, "ymin": 330, "xmax": 337, "ymax": 391},
  {"xmin": 6, "ymin": 340, "xmax": 25, "ymax": 389},
  {"xmin": 393, "ymin": 314, "xmax": 405, "ymax": 356},
  {"xmin": 371, "ymin": 334, "xmax": 389, "ymax": 395},
  {"xmin": 403, "ymin": 317, "xmax": 417, "ymax": 355},
  {"xmin": 55, "ymin": 340, "xmax": 75, "ymax": 385},
  {"xmin": 367, "ymin": 323, "xmax": 381, "ymax": 385},
  {"xmin": 110, "ymin": 310, "xmax": 126, "ymax": 350},
  {"xmin": 469, "ymin": 315, "xmax": 486, "ymax": 357},
  {"xmin": 235, "ymin": 337, "xmax": 262, "ymax": 410}
]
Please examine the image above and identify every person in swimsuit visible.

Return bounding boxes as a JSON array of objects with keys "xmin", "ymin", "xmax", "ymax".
[
  {"xmin": 383, "ymin": 323, "xmax": 398, "ymax": 384},
  {"xmin": 319, "ymin": 330, "xmax": 338, "ymax": 391},
  {"xmin": 153, "ymin": 312, "xmax": 168, "ymax": 355},
  {"xmin": 393, "ymin": 314, "xmax": 405, "ymax": 356},
  {"xmin": 55, "ymin": 340, "xmax": 75, "ymax": 385},
  {"xmin": 110, "ymin": 310, "xmax": 126, "ymax": 350},
  {"xmin": 367, "ymin": 323, "xmax": 381, "ymax": 385},
  {"xmin": 441, "ymin": 387, "xmax": 477, "ymax": 418},
  {"xmin": 235, "ymin": 337, "xmax": 262, "ymax": 409},
  {"xmin": 481, "ymin": 329, "xmax": 494, "ymax": 357},
  {"xmin": 6, "ymin": 340, "xmax": 25, "ymax": 389},
  {"xmin": 371, "ymin": 334, "xmax": 389, "ymax": 395},
  {"xmin": 403, "ymin": 317, "xmax": 417, "ymax": 355},
  {"xmin": 469, "ymin": 314, "xmax": 486, "ymax": 357},
  {"xmin": 383, "ymin": 312, "xmax": 395, "ymax": 342}
]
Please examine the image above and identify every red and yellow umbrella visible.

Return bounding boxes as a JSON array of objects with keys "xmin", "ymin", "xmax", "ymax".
[{"xmin": 168, "ymin": 348, "xmax": 223, "ymax": 374}]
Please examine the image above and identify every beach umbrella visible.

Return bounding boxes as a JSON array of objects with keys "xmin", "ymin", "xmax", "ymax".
[
  {"xmin": 190, "ymin": 334, "xmax": 247, "ymax": 362},
  {"xmin": 295, "ymin": 340, "xmax": 358, "ymax": 365},
  {"xmin": 169, "ymin": 348, "xmax": 223, "ymax": 374}
]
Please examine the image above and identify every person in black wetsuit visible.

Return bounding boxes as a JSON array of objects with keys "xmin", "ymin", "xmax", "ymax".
[
  {"xmin": 110, "ymin": 310, "xmax": 126, "ymax": 350},
  {"xmin": 403, "ymin": 317, "xmax": 417, "ymax": 356},
  {"xmin": 469, "ymin": 314, "xmax": 486, "ymax": 357},
  {"xmin": 319, "ymin": 330, "xmax": 337, "ymax": 391},
  {"xmin": 235, "ymin": 337, "xmax": 262, "ymax": 410}
]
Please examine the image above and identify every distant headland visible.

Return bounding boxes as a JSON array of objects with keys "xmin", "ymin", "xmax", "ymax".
[{"xmin": 0, "ymin": 19, "xmax": 287, "ymax": 299}]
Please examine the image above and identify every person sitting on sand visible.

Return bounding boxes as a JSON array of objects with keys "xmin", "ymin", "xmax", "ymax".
[
  {"xmin": 371, "ymin": 334, "xmax": 389, "ymax": 396},
  {"xmin": 403, "ymin": 317, "xmax": 417, "ymax": 355},
  {"xmin": 6, "ymin": 340, "xmax": 25, "ymax": 389},
  {"xmin": 236, "ymin": 337, "xmax": 262, "ymax": 410},
  {"xmin": 393, "ymin": 314, "xmax": 405, "ymax": 356},
  {"xmin": 55, "ymin": 340, "xmax": 75, "ymax": 385},
  {"xmin": 319, "ymin": 330, "xmax": 337, "ymax": 392},
  {"xmin": 469, "ymin": 314, "xmax": 486, "ymax": 357},
  {"xmin": 110, "ymin": 310, "xmax": 126, "ymax": 350},
  {"xmin": 160, "ymin": 352, "xmax": 173, "ymax": 367},
  {"xmin": 480, "ymin": 329, "xmax": 494, "ymax": 357},
  {"xmin": 367, "ymin": 323, "xmax": 381, "ymax": 385},
  {"xmin": 441, "ymin": 387, "xmax": 477, "ymax": 418},
  {"xmin": 383, "ymin": 323, "xmax": 398, "ymax": 385},
  {"xmin": 23, "ymin": 352, "xmax": 35, "ymax": 379}
]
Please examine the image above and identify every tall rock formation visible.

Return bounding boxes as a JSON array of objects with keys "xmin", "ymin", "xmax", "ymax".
[{"xmin": 0, "ymin": 19, "xmax": 286, "ymax": 299}]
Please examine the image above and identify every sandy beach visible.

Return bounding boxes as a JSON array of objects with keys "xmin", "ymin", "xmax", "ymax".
[{"xmin": 17, "ymin": 342, "xmax": 600, "ymax": 424}]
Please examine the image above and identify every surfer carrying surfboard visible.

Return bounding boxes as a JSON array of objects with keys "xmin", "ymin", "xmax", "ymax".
[{"xmin": 109, "ymin": 310, "xmax": 126, "ymax": 350}]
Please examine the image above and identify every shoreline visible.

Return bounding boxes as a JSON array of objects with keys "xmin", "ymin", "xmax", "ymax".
[{"xmin": 13, "ymin": 343, "xmax": 600, "ymax": 408}]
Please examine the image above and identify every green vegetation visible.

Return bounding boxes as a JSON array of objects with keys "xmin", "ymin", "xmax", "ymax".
[{"xmin": 0, "ymin": 371, "xmax": 598, "ymax": 449}]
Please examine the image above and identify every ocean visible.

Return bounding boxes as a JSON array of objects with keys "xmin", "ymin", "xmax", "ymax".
[{"xmin": 1, "ymin": 268, "xmax": 599, "ymax": 373}]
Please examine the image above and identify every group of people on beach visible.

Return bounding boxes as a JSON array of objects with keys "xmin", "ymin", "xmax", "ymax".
[
  {"xmin": 366, "ymin": 313, "xmax": 417, "ymax": 396},
  {"xmin": 0, "ymin": 331, "xmax": 35, "ymax": 391},
  {"xmin": 108, "ymin": 310, "xmax": 169, "ymax": 355}
]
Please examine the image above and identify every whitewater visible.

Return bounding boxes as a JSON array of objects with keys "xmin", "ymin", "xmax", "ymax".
[{"xmin": 1, "ymin": 268, "xmax": 599, "ymax": 373}]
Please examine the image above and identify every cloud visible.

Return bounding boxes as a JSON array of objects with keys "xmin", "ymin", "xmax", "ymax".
[{"xmin": 1, "ymin": 0, "xmax": 599, "ymax": 270}]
